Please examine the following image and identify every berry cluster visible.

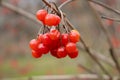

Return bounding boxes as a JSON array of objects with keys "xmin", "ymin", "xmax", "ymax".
[{"xmin": 29, "ymin": 9, "xmax": 80, "ymax": 59}]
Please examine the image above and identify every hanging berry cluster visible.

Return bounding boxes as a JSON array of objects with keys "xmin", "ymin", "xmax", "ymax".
[{"xmin": 29, "ymin": 8, "xmax": 80, "ymax": 59}]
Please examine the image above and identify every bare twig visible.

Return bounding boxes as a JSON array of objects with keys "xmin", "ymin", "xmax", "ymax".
[
  {"xmin": 101, "ymin": 16, "xmax": 120, "ymax": 22},
  {"xmin": 59, "ymin": 0, "xmax": 74, "ymax": 9},
  {"xmin": 42, "ymin": 0, "xmax": 60, "ymax": 15},
  {"xmin": 1, "ymin": 1, "xmax": 42, "ymax": 26},
  {"xmin": 88, "ymin": 0, "xmax": 120, "ymax": 16},
  {"xmin": 81, "ymin": 38, "xmax": 112, "ymax": 77},
  {"xmin": 78, "ymin": 64, "xmax": 96, "ymax": 74},
  {"xmin": 109, "ymin": 48, "xmax": 120, "ymax": 75}
]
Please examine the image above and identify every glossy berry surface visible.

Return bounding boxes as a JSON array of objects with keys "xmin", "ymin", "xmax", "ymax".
[
  {"xmin": 68, "ymin": 49, "xmax": 78, "ymax": 59},
  {"xmin": 57, "ymin": 47, "xmax": 67, "ymax": 58},
  {"xmin": 50, "ymin": 49, "xmax": 60, "ymax": 58},
  {"xmin": 69, "ymin": 30, "xmax": 80, "ymax": 43},
  {"xmin": 65, "ymin": 42, "xmax": 77, "ymax": 53},
  {"xmin": 29, "ymin": 39, "xmax": 39, "ymax": 51},
  {"xmin": 32, "ymin": 50, "xmax": 42, "ymax": 58},
  {"xmin": 45, "ymin": 14, "xmax": 61, "ymax": 26},
  {"xmin": 38, "ymin": 43, "xmax": 49, "ymax": 54},
  {"xmin": 49, "ymin": 29, "xmax": 60, "ymax": 40},
  {"xmin": 61, "ymin": 33, "xmax": 69, "ymax": 46},
  {"xmin": 37, "ymin": 34, "xmax": 43, "ymax": 43},
  {"xmin": 42, "ymin": 33, "xmax": 52, "ymax": 47},
  {"xmin": 36, "ymin": 9, "xmax": 48, "ymax": 23}
]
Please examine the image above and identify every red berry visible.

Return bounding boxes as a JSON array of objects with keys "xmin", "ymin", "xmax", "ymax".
[
  {"xmin": 61, "ymin": 33, "xmax": 69, "ymax": 46},
  {"xmin": 68, "ymin": 49, "xmax": 78, "ymax": 59},
  {"xmin": 29, "ymin": 39, "xmax": 39, "ymax": 51},
  {"xmin": 42, "ymin": 33, "xmax": 52, "ymax": 47},
  {"xmin": 36, "ymin": 9, "xmax": 47, "ymax": 23},
  {"xmin": 57, "ymin": 47, "xmax": 67, "ymax": 58},
  {"xmin": 69, "ymin": 30, "xmax": 80, "ymax": 43},
  {"xmin": 45, "ymin": 14, "xmax": 61, "ymax": 26},
  {"xmin": 65, "ymin": 42, "xmax": 77, "ymax": 53},
  {"xmin": 49, "ymin": 29, "xmax": 60, "ymax": 40},
  {"xmin": 50, "ymin": 49, "xmax": 60, "ymax": 58},
  {"xmin": 32, "ymin": 50, "xmax": 42, "ymax": 58},
  {"xmin": 51, "ymin": 39, "xmax": 60, "ymax": 50},
  {"xmin": 37, "ymin": 34, "xmax": 43, "ymax": 43},
  {"xmin": 38, "ymin": 43, "xmax": 49, "ymax": 54}
]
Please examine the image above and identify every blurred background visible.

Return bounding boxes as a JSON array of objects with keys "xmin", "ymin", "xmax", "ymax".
[{"xmin": 0, "ymin": 0, "xmax": 120, "ymax": 79}]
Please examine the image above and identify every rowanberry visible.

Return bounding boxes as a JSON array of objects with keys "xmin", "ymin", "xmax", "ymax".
[
  {"xmin": 37, "ymin": 34, "xmax": 43, "ymax": 43},
  {"xmin": 68, "ymin": 49, "xmax": 78, "ymax": 59},
  {"xmin": 45, "ymin": 14, "xmax": 61, "ymax": 26},
  {"xmin": 50, "ymin": 49, "xmax": 60, "ymax": 58},
  {"xmin": 36, "ymin": 9, "xmax": 48, "ymax": 23},
  {"xmin": 61, "ymin": 33, "xmax": 69, "ymax": 46},
  {"xmin": 48, "ymin": 29, "xmax": 60, "ymax": 40},
  {"xmin": 69, "ymin": 30, "xmax": 80, "ymax": 43},
  {"xmin": 29, "ymin": 39, "xmax": 39, "ymax": 51},
  {"xmin": 32, "ymin": 50, "xmax": 42, "ymax": 58},
  {"xmin": 38, "ymin": 43, "xmax": 49, "ymax": 54},
  {"xmin": 57, "ymin": 47, "xmax": 67, "ymax": 58},
  {"xmin": 65, "ymin": 42, "xmax": 77, "ymax": 53},
  {"xmin": 42, "ymin": 33, "xmax": 52, "ymax": 47}
]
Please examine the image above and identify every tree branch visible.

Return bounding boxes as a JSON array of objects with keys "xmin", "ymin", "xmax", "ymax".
[
  {"xmin": 0, "ymin": 1, "xmax": 42, "ymax": 26},
  {"xmin": 59, "ymin": 0, "xmax": 74, "ymax": 9},
  {"xmin": 101, "ymin": 16, "xmax": 120, "ymax": 22},
  {"xmin": 88, "ymin": 0, "xmax": 120, "ymax": 16},
  {"xmin": 78, "ymin": 64, "xmax": 96, "ymax": 74}
]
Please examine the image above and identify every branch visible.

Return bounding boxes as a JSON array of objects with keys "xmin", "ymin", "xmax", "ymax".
[
  {"xmin": 77, "ymin": 43, "xmax": 115, "ymax": 68},
  {"xmin": 80, "ymin": 38, "xmax": 112, "ymax": 77},
  {"xmin": 88, "ymin": 0, "xmax": 120, "ymax": 16},
  {"xmin": 59, "ymin": 0, "xmax": 74, "ymax": 9},
  {"xmin": 78, "ymin": 64, "xmax": 97, "ymax": 74},
  {"xmin": 109, "ymin": 48, "xmax": 120, "ymax": 74},
  {"xmin": 101, "ymin": 16, "xmax": 120, "ymax": 22},
  {"xmin": 0, "ymin": 1, "xmax": 42, "ymax": 26},
  {"xmin": 42, "ymin": 0, "xmax": 60, "ymax": 15}
]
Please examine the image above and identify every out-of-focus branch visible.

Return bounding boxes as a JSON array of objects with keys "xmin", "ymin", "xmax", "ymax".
[
  {"xmin": 101, "ymin": 16, "xmax": 120, "ymax": 22},
  {"xmin": 77, "ymin": 43, "xmax": 115, "ymax": 68},
  {"xmin": 88, "ymin": 0, "xmax": 120, "ymax": 75},
  {"xmin": 78, "ymin": 64, "xmax": 96, "ymax": 74},
  {"xmin": 0, "ymin": 0, "xmax": 42, "ymax": 26},
  {"xmin": 110, "ymin": 48, "xmax": 120, "ymax": 75},
  {"xmin": 59, "ymin": 0, "xmax": 74, "ymax": 9},
  {"xmin": 88, "ymin": 0, "xmax": 120, "ymax": 16},
  {"xmin": 80, "ymin": 37, "xmax": 111, "ymax": 77},
  {"xmin": 78, "ymin": 64, "xmax": 104, "ymax": 79}
]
